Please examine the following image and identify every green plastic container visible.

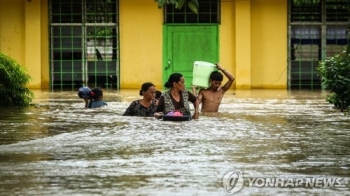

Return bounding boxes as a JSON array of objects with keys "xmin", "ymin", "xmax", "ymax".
[{"xmin": 192, "ymin": 61, "xmax": 216, "ymax": 88}]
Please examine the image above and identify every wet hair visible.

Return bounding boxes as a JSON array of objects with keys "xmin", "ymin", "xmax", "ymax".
[
  {"xmin": 90, "ymin": 87, "xmax": 103, "ymax": 100},
  {"xmin": 164, "ymin": 73, "xmax": 183, "ymax": 88},
  {"xmin": 155, "ymin": 90, "xmax": 162, "ymax": 99},
  {"xmin": 210, "ymin": 71, "xmax": 223, "ymax": 81},
  {"xmin": 139, "ymin": 82, "xmax": 155, "ymax": 96}
]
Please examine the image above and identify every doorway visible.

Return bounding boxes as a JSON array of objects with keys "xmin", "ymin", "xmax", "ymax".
[
  {"xmin": 163, "ymin": 25, "xmax": 218, "ymax": 88},
  {"xmin": 163, "ymin": 0, "xmax": 220, "ymax": 88}
]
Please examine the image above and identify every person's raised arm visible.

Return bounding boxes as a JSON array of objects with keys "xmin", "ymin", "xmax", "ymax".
[
  {"xmin": 197, "ymin": 89, "xmax": 203, "ymax": 105},
  {"xmin": 216, "ymin": 63, "xmax": 235, "ymax": 92},
  {"xmin": 188, "ymin": 91, "xmax": 199, "ymax": 119},
  {"xmin": 191, "ymin": 84, "xmax": 203, "ymax": 105},
  {"xmin": 191, "ymin": 84, "xmax": 197, "ymax": 97}
]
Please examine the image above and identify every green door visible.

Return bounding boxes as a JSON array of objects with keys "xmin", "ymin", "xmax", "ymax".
[{"xmin": 163, "ymin": 25, "xmax": 219, "ymax": 88}]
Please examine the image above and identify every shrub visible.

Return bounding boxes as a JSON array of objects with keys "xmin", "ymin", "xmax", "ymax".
[
  {"xmin": 318, "ymin": 51, "xmax": 350, "ymax": 112},
  {"xmin": 0, "ymin": 52, "xmax": 34, "ymax": 107}
]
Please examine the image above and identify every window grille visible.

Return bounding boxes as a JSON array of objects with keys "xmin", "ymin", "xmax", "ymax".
[
  {"xmin": 291, "ymin": 0, "xmax": 321, "ymax": 22},
  {"xmin": 326, "ymin": 0, "xmax": 350, "ymax": 22},
  {"xmin": 49, "ymin": 0, "xmax": 119, "ymax": 90},
  {"xmin": 164, "ymin": 0, "xmax": 220, "ymax": 24},
  {"xmin": 289, "ymin": 0, "xmax": 349, "ymax": 90}
]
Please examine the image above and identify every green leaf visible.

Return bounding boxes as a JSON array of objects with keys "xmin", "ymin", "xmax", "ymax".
[
  {"xmin": 176, "ymin": 0, "xmax": 185, "ymax": 9},
  {"xmin": 156, "ymin": 0, "xmax": 167, "ymax": 8},
  {"xmin": 191, "ymin": 0, "xmax": 199, "ymax": 7},
  {"xmin": 188, "ymin": 1, "xmax": 198, "ymax": 14},
  {"xmin": 170, "ymin": 0, "xmax": 178, "ymax": 6}
]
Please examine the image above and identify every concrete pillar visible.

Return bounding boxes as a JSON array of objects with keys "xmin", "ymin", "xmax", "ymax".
[
  {"xmin": 25, "ymin": 0, "xmax": 42, "ymax": 88},
  {"xmin": 235, "ymin": 0, "xmax": 251, "ymax": 89}
]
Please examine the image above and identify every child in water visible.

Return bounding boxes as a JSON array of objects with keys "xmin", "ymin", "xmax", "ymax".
[
  {"xmin": 78, "ymin": 87, "xmax": 107, "ymax": 108},
  {"xmin": 78, "ymin": 86, "xmax": 91, "ymax": 108}
]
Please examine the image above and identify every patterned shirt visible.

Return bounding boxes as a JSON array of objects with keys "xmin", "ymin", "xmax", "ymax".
[
  {"xmin": 123, "ymin": 100, "xmax": 157, "ymax": 117},
  {"xmin": 156, "ymin": 90, "xmax": 196, "ymax": 115}
]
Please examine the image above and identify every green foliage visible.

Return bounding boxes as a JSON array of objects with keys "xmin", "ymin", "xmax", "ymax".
[
  {"xmin": 0, "ymin": 52, "xmax": 34, "ymax": 107},
  {"xmin": 292, "ymin": 0, "xmax": 322, "ymax": 5},
  {"xmin": 326, "ymin": 92, "xmax": 350, "ymax": 110},
  {"xmin": 318, "ymin": 51, "xmax": 350, "ymax": 112},
  {"xmin": 155, "ymin": 0, "xmax": 199, "ymax": 14},
  {"xmin": 87, "ymin": 28, "xmax": 113, "ymax": 39}
]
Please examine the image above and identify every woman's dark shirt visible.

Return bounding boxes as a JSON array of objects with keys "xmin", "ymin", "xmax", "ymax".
[{"xmin": 123, "ymin": 100, "xmax": 157, "ymax": 117}]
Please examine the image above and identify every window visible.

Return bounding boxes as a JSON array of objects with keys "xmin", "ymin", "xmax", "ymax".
[
  {"xmin": 291, "ymin": 0, "xmax": 321, "ymax": 22},
  {"xmin": 164, "ymin": 0, "xmax": 220, "ymax": 24},
  {"xmin": 289, "ymin": 0, "xmax": 349, "ymax": 90},
  {"xmin": 49, "ymin": 0, "xmax": 119, "ymax": 90}
]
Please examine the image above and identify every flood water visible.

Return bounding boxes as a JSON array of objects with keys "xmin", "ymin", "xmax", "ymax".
[{"xmin": 0, "ymin": 89, "xmax": 349, "ymax": 195}]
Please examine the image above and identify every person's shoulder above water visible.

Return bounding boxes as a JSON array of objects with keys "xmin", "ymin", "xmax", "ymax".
[
  {"xmin": 89, "ymin": 87, "xmax": 107, "ymax": 108},
  {"xmin": 123, "ymin": 82, "xmax": 158, "ymax": 117},
  {"xmin": 155, "ymin": 73, "xmax": 199, "ymax": 119},
  {"xmin": 90, "ymin": 100, "xmax": 107, "ymax": 108}
]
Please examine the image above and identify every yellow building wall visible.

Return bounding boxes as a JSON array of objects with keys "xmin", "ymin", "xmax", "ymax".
[
  {"xmin": 0, "ymin": 0, "xmax": 48, "ymax": 89},
  {"xmin": 251, "ymin": 0, "xmax": 287, "ymax": 88},
  {"xmin": 220, "ymin": 0, "xmax": 236, "ymax": 89},
  {"xmin": 0, "ymin": 0, "xmax": 287, "ymax": 90},
  {"xmin": 118, "ymin": 0, "xmax": 288, "ymax": 90},
  {"xmin": 0, "ymin": 0, "xmax": 25, "ymax": 64},
  {"xmin": 41, "ymin": 0, "xmax": 50, "ymax": 89},
  {"xmin": 235, "ymin": 0, "xmax": 252, "ymax": 89},
  {"xmin": 24, "ymin": 0, "xmax": 43, "ymax": 89},
  {"xmin": 119, "ymin": 0, "xmax": 163, "ymax": 89}
]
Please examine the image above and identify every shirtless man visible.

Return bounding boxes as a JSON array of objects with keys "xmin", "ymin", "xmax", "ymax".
[{"xmin": 192, "ymin": 64, "xmax": 235, "ymax": 112}]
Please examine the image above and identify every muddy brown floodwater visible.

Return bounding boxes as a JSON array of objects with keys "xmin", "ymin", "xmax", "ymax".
[{"xmin": 0, "ymin": 89, "xmax": 349, "ymax": 195}]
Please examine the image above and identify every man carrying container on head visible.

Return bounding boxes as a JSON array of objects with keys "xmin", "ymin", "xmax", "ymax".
[{"xmin": 192, "ymin": 63, "xmax": 235, "ymax": 112}]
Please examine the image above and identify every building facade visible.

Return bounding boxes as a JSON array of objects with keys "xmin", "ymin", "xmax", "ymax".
[{"xmin": 0, "ymin": 0, "xmax": 348, "ymax": 90}]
